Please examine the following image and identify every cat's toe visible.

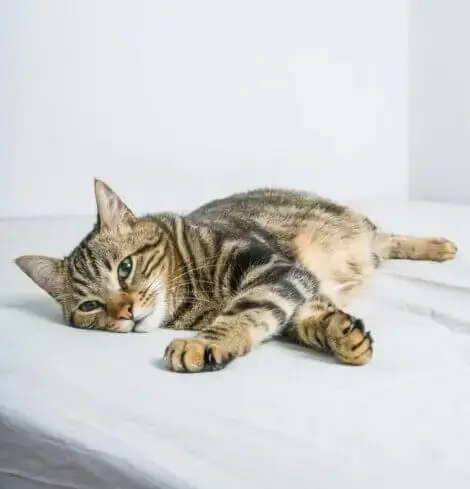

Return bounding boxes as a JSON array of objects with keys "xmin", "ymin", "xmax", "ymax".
[{"xmin": 202, "ymin": 345, "xmax": 234, "ymax": 372}]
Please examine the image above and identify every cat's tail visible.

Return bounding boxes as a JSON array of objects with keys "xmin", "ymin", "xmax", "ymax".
[{"xmin": 377, "ymin": 233, "xmax": 457, "ymax": 262}]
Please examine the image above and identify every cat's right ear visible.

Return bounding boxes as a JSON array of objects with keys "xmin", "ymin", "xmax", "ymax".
[
  {"xmin": 94, "ymin": 179, "xmax": 136, "ymax": 232},
  {"xmin": 15, "ymin": 255, "xmax": 65, "ymax": 300}
]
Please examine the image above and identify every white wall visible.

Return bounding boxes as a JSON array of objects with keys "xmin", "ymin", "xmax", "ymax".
[
  {"xmin": 409, "ymin": 0, "xmax": 470, "ymax": 204},
  {"xmin": 1, "ymin": 0, "xmax": 408, "ymax": 218}
]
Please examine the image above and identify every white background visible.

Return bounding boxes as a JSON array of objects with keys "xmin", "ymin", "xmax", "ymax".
[
  {"xmin": 409, "ymin": 0, "xmax": 470, "ymax": 205},
  {"xmin": 4, "ymin": 1, "xmax": 469, "ymax": 216},
  {"xmin": 0, "ymin": 0, "xmax": 408, "ymax": 218}
]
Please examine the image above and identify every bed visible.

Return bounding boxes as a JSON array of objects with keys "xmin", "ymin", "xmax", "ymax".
[{"xmin": 1, "ymin": 200, "xmax": 470, "ymax": 489}]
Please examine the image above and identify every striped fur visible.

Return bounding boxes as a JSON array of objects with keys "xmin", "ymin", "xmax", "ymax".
[{"xmin": 15, "ymin": 180, "xmax": 457, "ymax": 372}]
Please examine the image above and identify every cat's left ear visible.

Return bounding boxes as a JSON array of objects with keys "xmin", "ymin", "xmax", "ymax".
[
  {"xmin": 15, "ymin": 255, "xmax": 66, "ymax": 300},
  {"xmin": 94, "ymin": 179, "xmax": 136, "ymax": 232}
]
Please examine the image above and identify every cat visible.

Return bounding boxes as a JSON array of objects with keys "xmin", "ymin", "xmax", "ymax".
[{"xmin": 15, "ymin": 180, "xmax": 457, "ymax": 372}]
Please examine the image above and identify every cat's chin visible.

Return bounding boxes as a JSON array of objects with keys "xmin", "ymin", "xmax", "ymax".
[
  {"xmin": 114, "ymin": 319, "xmax": 135, "ymax": 333},
  {"xmin": 132, "ymin": 318, "xmax": 160, "ymax": 333},
  {"xmin": 132, "ymin": 303, "xmax": 166, "ymax": 333}
]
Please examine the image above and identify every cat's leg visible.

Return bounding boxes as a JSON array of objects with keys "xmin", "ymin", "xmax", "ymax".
[
  {"xmin": 164, "ymin": 294, "xmax": 295, "ymax": 373},
  {"xmin": 377, "ymin": 233, "xmax": 457, "ymax": 262},
  {"xmin": 164, "ymin": 325, "xmax": 249, "ymax": 373},
  {"xmin": 164, "ymin": 260, "xmax": 312, "ymax": 373},
  {"xmin": 284, "ymin": 296, "xmax": 373, "ymax": 366}
]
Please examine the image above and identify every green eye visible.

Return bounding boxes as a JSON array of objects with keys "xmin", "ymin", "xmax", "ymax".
[
  {"xmin": 78, "ymin": 300, "xmax": 102, "ymax": 312},
  {"xmin": 118, "ymin": 257, "xmax": 133, "ymax": 280}
]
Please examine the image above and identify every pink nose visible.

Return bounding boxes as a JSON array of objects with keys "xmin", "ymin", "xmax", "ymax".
[{"xmin": 117, "ymin": 303, "xmax": 133, "ymax": 320}]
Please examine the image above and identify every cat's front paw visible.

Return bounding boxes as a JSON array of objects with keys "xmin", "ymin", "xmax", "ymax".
[
  {"xmin": 325, "ymin": 311, "xmax": 373, "ymax": 366},
  {"xmin": 163, "ymin": 338, "xmax": 234, "ymax": 373}
]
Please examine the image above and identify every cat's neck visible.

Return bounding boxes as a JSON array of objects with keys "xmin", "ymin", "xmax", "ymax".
[{"xmin": 151, "ymin": 215, "xmax": 190, "ymax": 322}]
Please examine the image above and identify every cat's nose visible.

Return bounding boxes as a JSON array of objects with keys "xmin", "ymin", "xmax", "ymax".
[{"xmin": 117, "ymin": 303, "xmax": 134, "ymax": 321}]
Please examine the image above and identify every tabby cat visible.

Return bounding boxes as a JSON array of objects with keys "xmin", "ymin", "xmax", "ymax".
[{"xmin": 15, "ymin": 180, "xmax": 457, "ymax": 372}]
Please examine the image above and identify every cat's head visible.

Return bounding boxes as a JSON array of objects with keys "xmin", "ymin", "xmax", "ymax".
[{"xmin": 15, "ymin": 180, "xmax": 170, "ymax": 333}]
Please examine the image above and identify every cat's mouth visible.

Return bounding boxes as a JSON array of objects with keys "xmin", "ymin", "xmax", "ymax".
[
  {"xmin": 130, "ymin": 295, "xmax": 166, "ymax": 333},
  {"xmin": 130, "ymin": 318, "xmax": 139, "ymax": 329},
  {"xmin": 132, "ymin": 316, "xmax": 146, "ymax": 331},
  {"xmin": 131, "ymin": 310, "xmax": 159, "ymax": 333}
]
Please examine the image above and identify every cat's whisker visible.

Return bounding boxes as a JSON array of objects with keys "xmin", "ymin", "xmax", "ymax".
[{"xmin": 165, "ymin": 256, "xmax": 219, "ymax": 289}]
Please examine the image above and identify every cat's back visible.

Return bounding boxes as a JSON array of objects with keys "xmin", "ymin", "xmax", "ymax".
[
  {"xmin": 188, "ymin": 187, "xmax": 369, "ymax": 233},
  {"xmin": 187, "ymin": 188, "xmax": 379, "ymax": 305}
]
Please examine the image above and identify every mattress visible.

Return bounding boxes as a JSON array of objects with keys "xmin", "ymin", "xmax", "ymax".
[{"xmin": 1, "ymin": 200, "xmax": 470, "ymax": 489}]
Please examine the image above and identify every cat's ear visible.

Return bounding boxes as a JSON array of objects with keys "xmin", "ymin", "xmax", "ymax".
[
  {"xmin": 15, "ymin": 255, "xmax": 65, "ymax": 300},
  {"xmin": 94, "ymin": 179, "xmax": 136, "ymax": 232}
]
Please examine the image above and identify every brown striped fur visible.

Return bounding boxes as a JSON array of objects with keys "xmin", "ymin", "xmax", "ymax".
[{"xmin": 15, "ymin": 180, "xmax": 457, "ymax": 371}]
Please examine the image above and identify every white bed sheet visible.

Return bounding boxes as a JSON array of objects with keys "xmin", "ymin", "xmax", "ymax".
[{"xmin": 1, "ymin": 201, "xmax": 470, "ymax": 489}]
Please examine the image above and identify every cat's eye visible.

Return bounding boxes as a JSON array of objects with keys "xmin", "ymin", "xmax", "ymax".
[
  {"xmin": 118, "ymin": 257, "xmax": 133, "ymax": 280},
  {"xmin": 78, "ymin": 300, "xmax": 102, "ymax": 312}
]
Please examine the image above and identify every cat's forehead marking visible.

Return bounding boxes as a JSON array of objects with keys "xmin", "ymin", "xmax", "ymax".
[{"xmin": 105, "ymin": 270, "xmax": 121, "ymax": 293}]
